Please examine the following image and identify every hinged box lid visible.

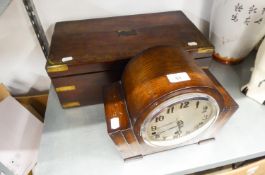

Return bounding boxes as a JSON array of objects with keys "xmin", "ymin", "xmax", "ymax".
[{"xmin": 47, "ymin": 11, "xmax": 213, "ymax": 78}]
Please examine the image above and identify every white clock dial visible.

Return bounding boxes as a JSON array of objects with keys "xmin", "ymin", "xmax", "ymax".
[{"xmin": 141, "ymin": 93, "xmax": 219, "ymax": 147}]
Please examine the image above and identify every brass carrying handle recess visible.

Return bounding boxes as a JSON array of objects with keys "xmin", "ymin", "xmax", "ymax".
[{"xmin": 117, "ymin": 29, "xmax": 137, "ymax": 36}]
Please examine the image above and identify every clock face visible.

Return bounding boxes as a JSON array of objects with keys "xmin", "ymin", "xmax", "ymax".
[{"xmin": 141, "ymin": 93, "xmax": 220, "ymax": 147}]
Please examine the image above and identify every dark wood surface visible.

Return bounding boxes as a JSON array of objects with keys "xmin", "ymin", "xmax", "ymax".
[
  {"xmin": 122, "ymin": 46, "xmax": 217, "ymax": 121},
  {"xmin": 104, "ymin": 46, "xmax": 238, "ymax": 160},
  {"xmin": 52, "ymin": 70, "xmax": 123, "ymax": 108},
  {"xmin": 47, "ymin": 11, "xmax": 214, "ymax": 108},
  {"xmin": 48, "ymin": 11, "xmax": 213, "ymax": 73}
]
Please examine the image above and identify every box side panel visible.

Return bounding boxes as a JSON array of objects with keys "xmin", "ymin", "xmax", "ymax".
[{"xmin": 52, "ymin": 70, "xmax": 123, "ymax": 108}]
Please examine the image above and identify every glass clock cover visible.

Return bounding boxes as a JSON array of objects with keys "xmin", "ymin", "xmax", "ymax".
[{"xmin": 141, "ymin": 93, "xmax": 220, "ymax": 147}]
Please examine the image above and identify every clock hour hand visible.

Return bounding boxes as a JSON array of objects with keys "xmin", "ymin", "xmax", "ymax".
[{"xmin": 156, "ymin": 120, "xmax": 184, "ymax": 135}]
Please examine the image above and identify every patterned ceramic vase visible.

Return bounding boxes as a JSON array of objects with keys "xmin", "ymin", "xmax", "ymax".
[
  {"xmin": 210, "ymin": 0, "xmax": 265, "ymax": 64},
  {"xmin": 241, "ymin": 38, "xmax": 265, "ymax": 104}
]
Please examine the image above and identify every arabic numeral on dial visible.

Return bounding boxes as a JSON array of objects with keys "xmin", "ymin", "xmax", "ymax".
[
  {"xmin": 198, "ymin": 122, "xmax": 204, "ymax": 127},
  {"xmin": 174, "ymin": 130, "xmax": 182, "ymax": 138},
  {"xmin": 177, "ymin": 120, "xmax": 184, "ymax": 128},
  {"xmin": 202, "ymin": 106, "xmax": 208, "ymax": 113},
  {"xmin": 167, "ymin": 106, "xmax": 174, "ymax": 114},
  {"xmin": 203, "ymin": 114, "xmax": 209, "ymax": 120},
  {"xmin": 155, "ymin": 134, "xmax": 160, "ymax": 139},
  {"xmin": 155, "ymin": 116, "xmax": 164, "ymax": 122},
  {"xmin": 196, "ymin": 101, "xmax": 200, "ymax": 108},
  {"xmin": 151, "ymin": 126, "xmax": 157, "ymax": 131},
  {"xmin": 180, "ymin": 101, "xmax": 189, "ymax": 109}
]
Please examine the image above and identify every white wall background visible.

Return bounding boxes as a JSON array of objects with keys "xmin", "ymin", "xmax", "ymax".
[
  {"xmin": 0, "ymin": 0, "xmax": 213, "ymax": 95},
  {"xmin": 0, "ymin": 0, "xmax": 10, "ymax": 15},
  {"xmin": 0, "ymin": 0, "xmax": 49, "ymax": 95}
]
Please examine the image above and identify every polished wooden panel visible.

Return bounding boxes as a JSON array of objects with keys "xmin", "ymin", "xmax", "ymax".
[
  {"xmin": 48, "ymin": 11, "xmax": 213, "ymax": 69},
  {"xmin": 52, "ymin": 70, "xmax": 122, "ymax": 108},
  {"xmin": 104, "ymin": 81, "xmax": 143, "ymax": 160},
  {"xmin": 109, "ymin": 132, "xmax": 132, "ymax": 159},
  {"xmin": 122, "ymin": 46, "xmax": 218, "ymax": 120},
  {"xmin": 47, "ymin": 59, "xmax": 128, "ymax": 78},
  {"xmin": 103, "ymin": 81, "xmax": 130, "ymax": 132},
  {"xmin": 122, "ymin": 129, "xmax": 143, "ymax": 159}
]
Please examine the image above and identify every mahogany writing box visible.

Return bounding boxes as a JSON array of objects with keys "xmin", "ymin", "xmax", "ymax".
[{"xmin": 46, "ymin": 11, "xmax": 214, "ymax": 108}]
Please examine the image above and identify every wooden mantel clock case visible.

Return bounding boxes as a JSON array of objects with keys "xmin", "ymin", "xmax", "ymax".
[
  {"xmin": 46, "ymin": 11, "xmax": 214, "ymax": 108},
  {"xmin": 104, "ymin": 46, "xmax": 238, "ymax": 160}
]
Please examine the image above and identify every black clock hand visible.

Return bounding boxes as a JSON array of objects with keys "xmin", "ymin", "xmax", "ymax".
[
  {"xmin": 157, "ymin": 121, "xmax": 177, "ymax": 130},
  {"xmin": 157, "ymin": 125, "xmax": 179, "ymax": 135}
]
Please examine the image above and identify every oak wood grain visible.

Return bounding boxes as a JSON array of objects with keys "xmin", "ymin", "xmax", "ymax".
[
  {"xmin": 47, "ymin": 11, "xmax": 214, "ymax": 108},
  {"xmin": 104, "ymin": 46, "xmax": 238, "ymax": 160}
]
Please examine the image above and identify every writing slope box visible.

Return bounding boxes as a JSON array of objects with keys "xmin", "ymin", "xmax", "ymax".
[{"xmin": 47, "ymin": 11, "xmax": 214, "ymax": 108}]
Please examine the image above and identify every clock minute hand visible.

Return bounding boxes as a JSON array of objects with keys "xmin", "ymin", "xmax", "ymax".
[
  {"xmin": 157, "ymin": 125, "xmax": 178, "ymax": 135},
  {"xmin": 157, "ymin": 121, "xmax": 176, "ymax": 130}
]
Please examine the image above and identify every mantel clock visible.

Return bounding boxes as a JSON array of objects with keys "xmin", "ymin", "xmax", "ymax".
[{"xmin": 104, "ymin": 46, "xmax": 238, "ymax": 160}]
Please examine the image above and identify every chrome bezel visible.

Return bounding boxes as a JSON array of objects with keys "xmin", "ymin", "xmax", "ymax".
[{"xmin": 140, "ymin": 93, "xmax": 220, "ymax": 147}]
